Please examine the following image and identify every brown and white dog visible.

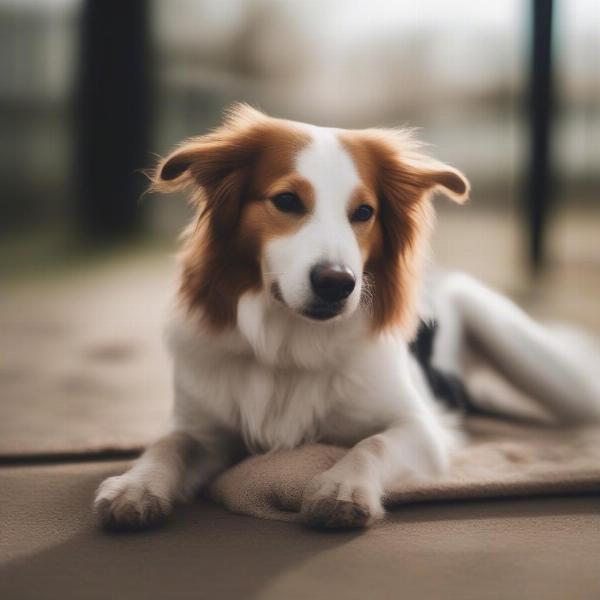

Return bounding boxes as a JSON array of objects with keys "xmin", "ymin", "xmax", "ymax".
[{"xmin": 95, "ymin": 105, "xmax": 600, "ymax": 529}]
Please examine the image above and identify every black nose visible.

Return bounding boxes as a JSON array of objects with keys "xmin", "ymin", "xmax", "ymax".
[{"xmin": 310, "ymin": 262, "xmax": 356, "ymax": 303}]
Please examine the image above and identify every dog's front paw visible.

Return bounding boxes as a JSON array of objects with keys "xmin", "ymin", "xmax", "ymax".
[
  {"xmin": 94, "ymin": 474, "xmax": 171, "ymax": 531},
  {"xmin": 301, "ymin": 472, "xmax": 384, "ymax": 529}
]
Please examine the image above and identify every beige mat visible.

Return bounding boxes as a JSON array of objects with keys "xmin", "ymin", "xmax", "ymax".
[{"xmin": 211, "ymin": 418, "xmax": 600, "ymax": 522}]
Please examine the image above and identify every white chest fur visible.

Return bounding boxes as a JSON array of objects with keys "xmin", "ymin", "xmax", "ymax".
[{"xmin": 166, "ymin": 293, "xmax": 418, "ymax": 453}]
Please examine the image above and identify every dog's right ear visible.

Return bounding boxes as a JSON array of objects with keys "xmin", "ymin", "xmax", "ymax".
[
  {"xmin": 151, "ymin": 104, "xmax": 270, "ymax": 237},
  {"xmin": 152, "ymin": 103, "xmax": 268, "ymax": 196},
  {"xmin": 154, "ymin": 136, "xmax": 253, "ymax": 199},
  {"xmin": 154, "ymin": 105, "xmax": 270, "ymax": 331},
  {"xmin": 158, "ymin": 146, "xmax": 201, "ymax": 182}
]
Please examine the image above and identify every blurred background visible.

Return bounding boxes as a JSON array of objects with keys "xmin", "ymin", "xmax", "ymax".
[{"xmin": 1, "ymin": 1, "xmax": 599, "ymax": 455}]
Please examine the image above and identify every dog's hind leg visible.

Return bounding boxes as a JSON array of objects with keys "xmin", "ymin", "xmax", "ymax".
[{"xmin": 430, "ymin": 272, "xmax": 600, "ymax": 424}]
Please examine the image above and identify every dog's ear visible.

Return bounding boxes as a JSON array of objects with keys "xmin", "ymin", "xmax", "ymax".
[
  {"xmin": 152, "ymin": 105, "xmax": 269, "ymax": 330},
  {"xmin": 397, "ymin": 158, "xmax": 469, "ymax": 204},
  {"xmin": 156, "ymin": 103, "xmax": 268, "ymax": 184},
  {"xmin": 153, "ymin": 104, "xmax": 268, "ymax": 226},
  {"xmin": 157, "ymin": 138, "xmax": 253, "ymax": 234},
  {"xmin": 350, "ymin": 130, "xmax": 470, "ymax": 336},
  {"xmin": 372, "ymin": 132, "xmax": 470, "ymax": 206}
]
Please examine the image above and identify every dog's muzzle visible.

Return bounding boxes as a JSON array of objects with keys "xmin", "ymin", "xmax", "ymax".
[{"xmin": 304, "ymin": 262, "xmax": 355, "ymax": 320}]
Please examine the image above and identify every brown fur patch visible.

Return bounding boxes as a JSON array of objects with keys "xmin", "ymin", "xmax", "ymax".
[
  {"xmin": 153, "ymin": 104, "xmax": 311, "ymax": 331},
  {"xmin": 243, "ymin": 175, "xmax": 316, "ymax": 242},
  {"xmin": 347, "ymin": 185, "xmax": 381, "ymax": 262},
  {"xmin": 341, "ymin": 129, "xmax": 469, "ymax": 336}
]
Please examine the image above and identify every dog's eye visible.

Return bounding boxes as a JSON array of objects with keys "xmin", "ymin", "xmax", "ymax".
[
  {"xmin": 351, "ymin": 204, "xmax": 374, "ymax": 223},
  {"xmin": 271, "ymin": 193, "xmax": 305, "ymax": 214}
]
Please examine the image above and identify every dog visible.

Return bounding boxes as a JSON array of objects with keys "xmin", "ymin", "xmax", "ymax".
[{"xmin": 95, "ymin": 104, "xmax": 600, "ymax": 529}]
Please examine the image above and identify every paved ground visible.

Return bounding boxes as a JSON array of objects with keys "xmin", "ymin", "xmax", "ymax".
[{"xmin": 2, "ymin": 460, "xmax": 600, "ymax": 600}]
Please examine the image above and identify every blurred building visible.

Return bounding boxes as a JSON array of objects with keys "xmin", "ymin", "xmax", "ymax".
[
  {"xmin": 0, "ymin": 0, "xmax": 77, "ymax": 231},
  {"xmin": 0, "ymin": 0, "xmax": 598, "ymax": 239}
]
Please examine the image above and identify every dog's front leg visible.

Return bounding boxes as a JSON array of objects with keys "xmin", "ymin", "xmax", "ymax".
[
  {"xmin": 94, "ymin": 431, "xmax": 228, "ymax": 530},
  {"xmin": 301, "ymin": 416, "xmax": 450, "ymax": 529}
]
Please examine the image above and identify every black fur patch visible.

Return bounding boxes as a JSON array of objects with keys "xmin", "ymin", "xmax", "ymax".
[{"xmin": 409, "ymin": 320, "xmax": 476, "ymax": 413}]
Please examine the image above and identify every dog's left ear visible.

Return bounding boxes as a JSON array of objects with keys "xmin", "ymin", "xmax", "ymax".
[
  {"xmin": 397, "ymin": 155, "xmax": 470, "ymax": 204},
  {"xmin": 350, "ymin": 130, "xmax": 470, "ymax": 336},
  {"xmin": 347, "ymin": 129, "xmax": 470, "ymax": 209}
]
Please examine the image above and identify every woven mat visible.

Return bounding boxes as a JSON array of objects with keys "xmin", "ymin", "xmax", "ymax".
[{"xmin": 210, "ymin": 418, "xmax": 600, "ymax": 522}]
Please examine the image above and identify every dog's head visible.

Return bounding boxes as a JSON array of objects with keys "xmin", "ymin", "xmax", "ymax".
[{"xmin": 154, "ymin": 104, "xmax": 469, "ymax": 335}]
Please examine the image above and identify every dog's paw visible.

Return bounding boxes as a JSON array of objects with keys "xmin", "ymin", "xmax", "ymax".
[
  {"xmin": 301, "ymin": 472, "xmax": 384, "ymax": 529},
  {"xmin": 94, "ymin": 474, "xmax": 171, "ymax": 531}
]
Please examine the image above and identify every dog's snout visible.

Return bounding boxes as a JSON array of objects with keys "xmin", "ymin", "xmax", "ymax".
[{"xmin": 310, "ymin": 262, "xmax": 356, "ymax": 303}]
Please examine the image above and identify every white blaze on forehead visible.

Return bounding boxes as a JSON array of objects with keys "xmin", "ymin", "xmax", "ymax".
[
  {"xmin": 262, "ymin": 125, "xmax": 365, "ymax": 313},
  {"xmin": 295, "ymin": 126, "xmax": 361, "ymax": 219}
]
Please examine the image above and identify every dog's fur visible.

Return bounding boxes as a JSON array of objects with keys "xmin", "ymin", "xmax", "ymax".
[{"xmin": 95, "ymin": 105, "xmax": 600, "ymax": 529}]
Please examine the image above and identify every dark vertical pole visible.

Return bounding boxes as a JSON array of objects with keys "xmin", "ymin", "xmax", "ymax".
[
  {"xmin": 526, "ymin": 0, "xmax": 554, "ymax": 272},
  {"xmin": 75, "ymin": 0, "xmax": 151, "ymax": 239}
]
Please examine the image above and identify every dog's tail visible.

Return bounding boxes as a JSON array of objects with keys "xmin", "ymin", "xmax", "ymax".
[{"xmin": 433, "ymin": 273, "xmax": 600, "ymax": 425}]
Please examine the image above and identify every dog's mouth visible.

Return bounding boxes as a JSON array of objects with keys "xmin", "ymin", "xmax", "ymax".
[
  {"xmin": 270, "ymin": 282, "xmax": 345, "ymax": 321},
  {"xmin": 301, "ymin": 301, "xmax": 345, "ymax": 321}
]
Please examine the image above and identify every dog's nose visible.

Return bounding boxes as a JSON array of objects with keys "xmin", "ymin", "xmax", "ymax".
[{"xmin": 310, "ymin": 262, "xmax": 356, "ymax": 303}]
